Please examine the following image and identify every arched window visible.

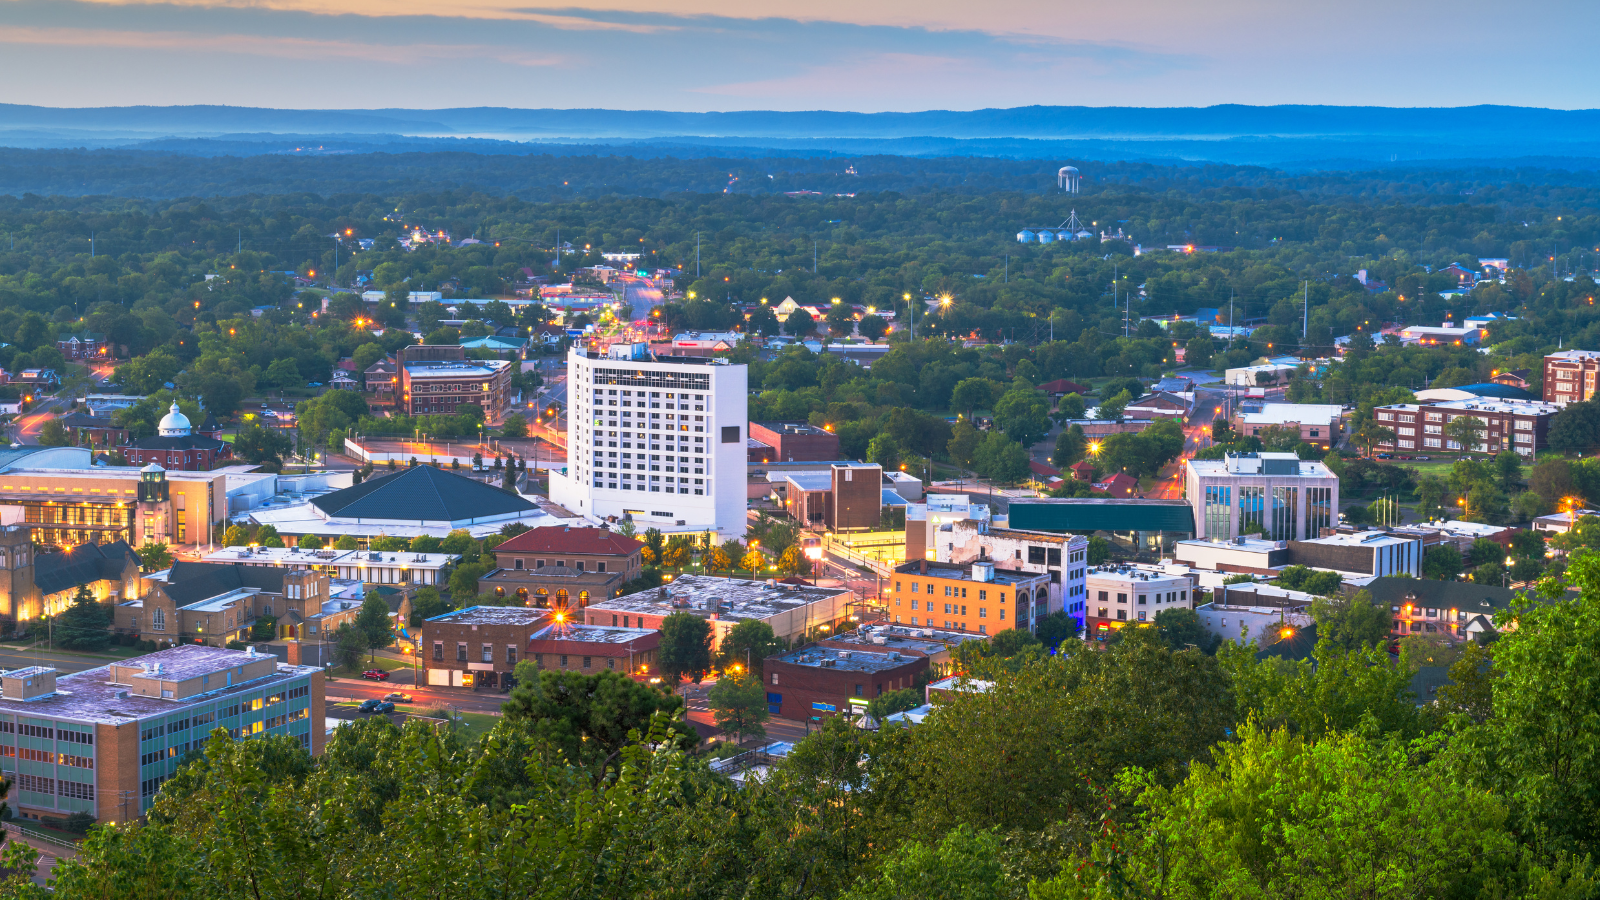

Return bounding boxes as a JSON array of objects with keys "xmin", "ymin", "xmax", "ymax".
[
  {"xmin": 555, "ymin": 589, "xmax": 570, "ymax": 608},
  {"xmin": 494, "ymin": 586, "xmax": 505, "ymax": 598},
  {"xmin": 578, "ymin": 590, "xmax": 590, "ymax": 606},
  {"xmin": 515, "ymin": 588, "xmax": 529, "ymax": 605}
]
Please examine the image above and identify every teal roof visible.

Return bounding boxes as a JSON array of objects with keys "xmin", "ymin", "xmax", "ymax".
[
  {"xmin": 1007, "ymin": 499, "xmax": 1194, "ymax": 534},
  {"xmin": 460, "ymin": 336, "xmax": 526, "ymax": 349},
  {"xmin": 1453, "ymin": 382, "xmax": 1536, "ymax": 401}
]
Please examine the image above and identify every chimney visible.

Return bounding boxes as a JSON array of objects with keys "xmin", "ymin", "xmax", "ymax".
[{"xmin": 919, "ymin": 559, "xmax": 927, "ymax": 574}]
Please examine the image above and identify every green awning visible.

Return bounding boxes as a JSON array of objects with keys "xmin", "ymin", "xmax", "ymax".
[{"xmin": 1007, "ymin": 500, "xmax": 1195, "ymax": 534}]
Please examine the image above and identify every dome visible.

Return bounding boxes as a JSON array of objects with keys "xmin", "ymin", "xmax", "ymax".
[
  {"xmin": 140, "ymin": 463, "xmax": 166, "ymax": 474},
  {"xmin": 157, "ymin": 402, "xmax": 192, "ymax": 437}
]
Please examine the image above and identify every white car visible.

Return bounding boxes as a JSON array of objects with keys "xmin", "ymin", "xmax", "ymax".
[{"xmin": 261, "ymin": 409, "xmax": 279, "ymax": 419}]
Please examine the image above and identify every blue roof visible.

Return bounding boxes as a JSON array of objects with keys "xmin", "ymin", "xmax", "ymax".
[
  {"xmin": 1008, "ymin": 499, "xmax": 1195, "ymax": 534},
  {"xmin": 1453, "ymin": 383, "xmax": 1536, "ymax": 401}
]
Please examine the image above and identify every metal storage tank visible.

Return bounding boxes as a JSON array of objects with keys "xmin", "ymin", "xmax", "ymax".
[
  {"xmin": 1058, "ymin": 166, "xmax": 1080, "ymax": 193},
  {"xmin": 1016, "ymin": 230, "xmax": 1036, "ymax": 243},
  {"xmin": 1037, "ymin": 230, "xmax": 1056, "ymax": 243}
]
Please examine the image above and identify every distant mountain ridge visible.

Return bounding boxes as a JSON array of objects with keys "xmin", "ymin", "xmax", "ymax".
[{"xmin": 5, "ymin": 104, "xmax": 1600, "ymax": 165}]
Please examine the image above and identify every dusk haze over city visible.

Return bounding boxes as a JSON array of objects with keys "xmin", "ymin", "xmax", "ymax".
[{"xmin": 0, "ymin": 0, "xmax": 1597, "ymax": 896}]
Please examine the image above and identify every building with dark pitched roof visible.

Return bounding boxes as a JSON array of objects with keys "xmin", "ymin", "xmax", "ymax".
[
  {"xmin": 122, "ymin": 403, "xmax": 232, "ymax": 471},
  {"xmin": 1357, "ymin": 576, "xmax": 1525, "ymax": 645},
  {"xmin": 309, "ymin": 464, "xmax": 538, "ymax": 527},
  {"xmin": 30, "ymin": 540, "xmax": 144, "ymax": 616},
  {"xmin": 124, "ymin": 561, "xmax": 360, "ymax": 645},
  {"xmin": 56, "ymin": 331, "xmax": 108, "ymax": 360},
  {"xmin": 55, "ymin": 411, "xmax": 128, "ymax": 448},
  {"xmin": 491, "ymin": 525, "xmax": 644, "ymax": 581}
]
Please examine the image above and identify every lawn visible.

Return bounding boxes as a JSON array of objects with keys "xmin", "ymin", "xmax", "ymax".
[
  {"xmin": 0, "ymin": 642, "xmax": 144, "ymax": 660},
  {"xmin": 393, "ymin": 705, "xmax": 501, "ymax": 741}
]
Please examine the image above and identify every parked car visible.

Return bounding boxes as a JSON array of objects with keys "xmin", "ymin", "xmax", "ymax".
[
  {"xmin": 361, "ymin": 669, "xmax": 389, "ymax": 681},
  {"xmin": 358, "ymin": 698, "xmax": 381, "ymax": 713},
  {"xmin": 383, "ymin": 692, "xmax": 412, "ymax": 703},
  {"xmin": 376, "ymin": 701, "xmax": 396, "ymax": 714},
  {"xmin": 260, "ymin": 409, "xmax": 279, "ymax": 418}
]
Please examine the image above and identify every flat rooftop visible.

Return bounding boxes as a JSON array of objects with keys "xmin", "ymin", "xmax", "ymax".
[
  {"xmin": 826, "ymin": 624, "xmax": 989, "ymax": 654},
  {"xmin": 1087, "ymin": 563, "xmax": 1194, "ymax": 583},
  {"xmin": 770, "ymin": 645, "xmax": 920, "ymax": 673},
  {"xmin": 892, "ymin": 561, "xmax": 1042, "ymax": 587},
  {"xmin": 1382, "ymin": 399, "xmax": 1558, "ymax": 416},
  {"xmin": 202, "ymin": 546, "xmax": 458, "ymax": 568},
  {"xmin": 1176, "ymin": 537, "xmax": 1285, "ymax": 553},
  {"xmin": 1236, "ymin": 403, "xmax": 1344, "ymax": 424},
  {"xmin": 527, "ymin": 623, "xmax": 656, "ymax": 645},
  {"xmin": 403, "ymin": 360, "xmax": 511, "ymax": 378},
  {"xmin": 1298, "ymin": 531, "xmax": 1416, "ymax": 547},
  {"xmin": 589, "ymin": 574, "xmax": 850, "ymax": 621},
  {"xmin": 426, "ymin": 605, "xmax": 551, "ymax": 627},
  {"xmin": 0, "ymin": 646, "xmax": 319, "ymax": 725}
]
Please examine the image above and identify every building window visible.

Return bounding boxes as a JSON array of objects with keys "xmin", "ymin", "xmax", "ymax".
[
  {"xmin": 771, "ymin": 673, "xmax": 779, "ymax": 685},
  {"xmin": 433, "ymin": 642, "xmax": 443, "ymax": 661},
  {"xmin": 582, "ymin": 656, "xmax": 592, "ymax": 669},
  {"xmin": 457, "ymin": 643, "xmax": 467, "ymax": 662}
]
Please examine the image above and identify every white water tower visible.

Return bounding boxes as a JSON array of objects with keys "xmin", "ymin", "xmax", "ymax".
[{"xmin": 1058, "ymin": 166, "xmax": 1080, "ymax": 194}]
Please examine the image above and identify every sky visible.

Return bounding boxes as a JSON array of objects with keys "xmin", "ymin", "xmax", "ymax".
[{"xmin": 1, "ymin": 0, "xmax": 1598, "ymax": 112}]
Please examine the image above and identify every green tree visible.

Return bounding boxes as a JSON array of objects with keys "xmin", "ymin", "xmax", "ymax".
[
  {"xmin": 440, "ymin": 529, "xmax": 474, "ymax": 555},
  {"xmin": 333, "ymin": 534, "xmax": 359, "ymax": 550},
  {"xmin": 1423, "ymin": 544, "xmax": 1464, "ymax": 580},
  {"xmin": 1444, "ymin": 413, "xmax": 1487, "ymax": 459},
  {"xmin": 233, "ymin": 423, "xmax": 293, "ymax": 468},
  {"xmin": 1221, "ymin": 637, "xmax": 1421, "ymax": 739},
  {"xmin": 657, "ymin": 612, "xmax": 713, "ymax": 689},
  {"xmin": 1153, "ymin": 607, "xmax": 1221, "ymax": 654},
  {"xmin": 865, "ymin": 687, "xmax": 922, "ymax": 721},
  {"xmin": 857, "ymin": 314, "xmax": 888, "ymax": 342},
  {"xmin": 1462, "ymin": 554, "xmax": 1600, "ymax": 855},
  {"xmin": 704, "ymin": 546, "xmax": 732, "ymax": 575},
  {"xmin": 707, "ymin": 672, "xmax": 769, "ymax": 745},
  {"xmin": 908, "ymin": 631, "xmax": 1232, "ymax": 836},
  {"xmin": 333, "ymin": 622, "xmax": 366, "ymax": 671},
  {"xmin": 501, "ymin": 413, "xmax": 528, "ymax": 439},
  {"xmin": 867, "ymin": 433, "xmax": 901, "ymax": 470},
  {"xmin": 1051, "ymin": 423, "xmax": 1087, "ymax": 469},
  {"xmin": 297, "ymin": 535, "xmax": 323, "ymax": 550},
  {"xmin": 409, "ymin": 534, "xmax": 442, "ymax": 552},
  {"xmin": 54, "ymin": 585, "xmax": 112, "ymax": 651},
  {"xmin": 950, "ymin": 378, "xmax": 997, "ymax": 419},
  {"xmin": 839, "ymin": 826, "xmax": 1005, "ymax": 900},
  {"xmin": 137, "ymin": 542, "xmax": 172, "ymax": 571},
  {"xmin": 993, "ymin": 388, "xmax": 1051, "ymax": 447},
  {"xmin": 1044, "ymin": 724, "xmax": 1515, "ymax": 900},
  {"xmin": 502, "ymin": 666, "xmax": 694, "ymax": 779},
  {"xmin": 777, "ymin": 544, "xmax": 812, "ymax": 577},
  {"xmin": 1034, "ymin": 610, "xmax": 1081, "ymax": 649},
  {"xmin": 354, "ymin": 594, "xmax": 393, "ymax": 662},
  {"xmin": 972, "ymin": 431, "xmax": 1029, "ymax": 484},
  {"xmin": 1311, "ymin": 590, "xmax": 1391, "ymax": 650},
  {"xmin": 251, "ymin": 614, "xmax": 277, "ymax": 642},
  {"xmin": 946, "ymin": 419, "xmax": 982, "ymax": 469},
  {"xmin": 448, "ymin": 562, "xmax": 489, "ymax": 601},
  {"xmin": 739, "ymin": 548, "xmax": 767, "ymax": 574},
  {"xmin": 1057, "ymin": 392, "xmax": 1087, "ymax": 420},
  {"xmin": 719, "ymin": 619, "xmax": 784, "ymax": 677},
  {"xmin": 38, "ymin": 417, "xmax": 70, "ymax": 447},
  {"xmin": 408, "ymin": 586, "xmax": 449, "ymax": 627},
  {"xmin": 222, "ymin": 525, "xmax": 249, "ymax": 547}
]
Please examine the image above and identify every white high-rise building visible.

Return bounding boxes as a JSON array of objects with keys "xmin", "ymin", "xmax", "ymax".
[{"xmin": 548, "ymin": 344, "xmax": 748, "ymax": 540}]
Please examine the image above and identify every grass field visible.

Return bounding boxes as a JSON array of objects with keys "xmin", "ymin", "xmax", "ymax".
[{"xmin": 393, "ymin": 705, "xmax": 501, "ymax": 741}]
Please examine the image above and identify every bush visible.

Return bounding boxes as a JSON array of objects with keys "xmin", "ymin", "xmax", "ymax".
[
  {"xmin": 63, "ymin": 811, "xmax": 95, "ymax": 833},
  {"xmin": 226, "ymin": 640, "xmax": 248, "ymax": 650}
]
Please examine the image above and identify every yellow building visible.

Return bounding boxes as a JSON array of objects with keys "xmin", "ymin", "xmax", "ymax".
[{"xmin": 889, "ymin": 559, "xmax": 1049, "ymax": 637}]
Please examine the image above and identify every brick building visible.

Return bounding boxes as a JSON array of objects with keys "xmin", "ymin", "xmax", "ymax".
[
  {"xmin": 364, "ymin": 356, "xmax": 398, "ymax": 408},
  {"xmin": 748, "ymin": 421, "xmax": 840, "ymax": 463},
  {"xmin": 122, "ymin": 561, "xmax": 343, "ymax": 646},
  {"xmin": 398, "ymin": 344, "xmax": 513, "ymax": 421},
  {"xmin": 525, "ymin": 622, "xmax": 659, "ymax": 678},
  {"xmin": 1543, "ymin": 350, "xmax": 1600, "ymax": 405},
  {"xmin": 55, "ymin": 412, "xmax": 128, "ymax": 448},
  {"xmin": 423, "ymin": 606, "xmax": 550, "ymax": 690},
  {"xmin": 1372, "ymin": 398, "xmax": 1558, "ymax": 458},
  {"xmin": 491, "ymin": 525, "xmax": 644, "ymax": 580},
  {"xmin": 780, "ymin": 463, "xmax": 884, "ymax": 531},
  {"xmin": 763, "ymin": 644, "xmax": 928, "ymax": 720},
  {"xmin": 56, "ymin": 332, "xmax": 108, "ymax": 361},
  {"xmin": 0, "ymin": 645, "xmax": 324, "ymax": 823},
  {"xmin": 121, "ymin": 405, "xmax": 231, "ymax": 471}
]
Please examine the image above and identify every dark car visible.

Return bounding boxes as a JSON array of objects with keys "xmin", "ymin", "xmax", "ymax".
[
  {"xmin": 376, "ymin": 701, "xmax": 396, "ymax": 714},
  {"xmin": 358, "ymin": 698, "xmax": 381, "ymax": 713},
  {"xmin": 361, "ymin": 670, "xmax": 390, "ymax": 681}
]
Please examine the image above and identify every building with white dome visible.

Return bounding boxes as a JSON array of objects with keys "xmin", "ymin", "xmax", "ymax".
[{"xmin": 123, "ymin": 402, "xmax": 232, "ymax": 471}]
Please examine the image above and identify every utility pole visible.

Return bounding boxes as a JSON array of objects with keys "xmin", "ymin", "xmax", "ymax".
[
  {"xmin": 813, "ymin": 240, "xmax": 817, "ymax": 274},
  {"xmin": 1302, "ymin": 281, "xmax": 1309, "ymax": 342},
  {"xmin": 1004, "ymin": 254, "xmax": 1009, "ymax": 283},
  {"xmin": 696, "ymin": 233, "xmax": 701, "ymax": 278},
  {"xmin": 90, "ymin": 232, "xmax": 94, "ymax": 258}
]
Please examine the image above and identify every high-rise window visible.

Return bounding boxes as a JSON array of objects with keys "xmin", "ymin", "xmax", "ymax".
[{"xmin": 1270, "ymin": 486, "xmax": 1298, "ymax": 541}]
